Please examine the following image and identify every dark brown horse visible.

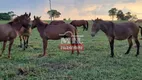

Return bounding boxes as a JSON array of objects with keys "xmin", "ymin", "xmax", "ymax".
[
  {"xmin": 70, "ymin": 20, "xmax": 89, "ymax": 31},
  {"xmin": 19, "ymin": 26, "xmax": 32, "ymax": 50},
  {"xmin": 0, "ymin": 12, "xmax": 31, "ymax": 58},
  {"xmin": 32, "ymin": 16, "xmax": 79, "ymax": 57},
  {"xmin": 49, "ymin": 20, "xmax": 65, "ymax": 25},
  {"xmin": 91, "ymin": 18, "xmax": 140, "ymax": 57}
]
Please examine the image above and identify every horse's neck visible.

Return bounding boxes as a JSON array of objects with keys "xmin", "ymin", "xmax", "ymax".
[
  {"xmin": 100, "ymin": 21, "xmax": 113, "ymax": 35},
  {"xmin": 10, "ymin": 22, "xmax": 22, "ymax": 31},
  {"xmin": 37, "ymin": 21, "xmax": 46, "ymax": 34}
]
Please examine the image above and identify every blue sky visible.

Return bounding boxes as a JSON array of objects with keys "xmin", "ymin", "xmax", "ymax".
[{"xmin": 0, "ymin": 0, "xmax": 141, "ymax": 20}]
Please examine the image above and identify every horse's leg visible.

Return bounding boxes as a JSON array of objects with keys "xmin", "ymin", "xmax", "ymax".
[
  {"xmin": 19, "ymin": 36, "xmax": 22, "ymax": 48},
  {"xmin": 25, "ymin": 36, "xmax": 29, "ymax": 48},
  {"xmin": 22, "ymin": 36, "xmax": 26, "ymax": 50},
  {"xmin": 8, "ymin": 39, "xmax": 14, "ymax": 59},
  {"xmin": 109, "ymin": 38, "xmax": 114, "ymax": 57},
  {"xmin": 83, "ymin": 25, "xmax": 85, "ymax": 31},
  {"xmin": 70, "ymin": 36, "xmax": 74, "ymax": 54},
  {"xmin": 75, "ymin": 30, "xmax": 80, "ymax": 55},
  {"xmin": 134, "ymin": 38, "xmax": 140, "ymax": 56},
  {"xmin": 26, "ymin": 36, "xmax": 29, "ymax": 48},
  {"xmin": 39, "ymin": 39, "xmax": 47, "ymax": 57},
  {"xmin": 0, "ymin": 41, "xmax": 7, "ymax": 56},
  {"xmin": 125, "ymin": 36, "xmax": 133, "ymax": 54}
]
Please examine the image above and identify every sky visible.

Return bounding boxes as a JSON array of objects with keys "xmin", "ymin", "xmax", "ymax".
[{"xmin": 0, "ymin": 0, "xmax": 142, "ymax": 20}]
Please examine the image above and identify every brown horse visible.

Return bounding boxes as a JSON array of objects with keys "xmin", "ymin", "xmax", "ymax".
[
  {"xmin": 91, "ymin": 18, "xmax": 140, "ymax": 57},
  {"xmin": 32, "ymin": 16, "xmax": 79, "ymax": 57},
  {"xmin": 70, "ymin": 20, "xmax": 89, "ymax": 31},
  {"xmin": 0, "ymin": 12, "xmax": 31, "ymax": 58},
  {"xmin": 135, "ymin": 19, "xmax": 142, "ymax": 23},
  {"xmin": 19, "ymin": 27, "xmax": 32, "ymax": 50},
  {"xmin": 49, "ymin": 20, "xmax": 65, "ymax": 25}
]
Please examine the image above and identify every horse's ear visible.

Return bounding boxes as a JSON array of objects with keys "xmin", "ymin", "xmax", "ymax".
[
  {"xmin": 25, "ymin": 12, "xmax": 27, "ymax": 15},
  {"xmin": 39, "ymin": 16, "xmax": 41, "ymax": 19},
  {"xmin": 29, "ymin": 12, "xmax": 31, "ymax": 17},
  {"xmin": 34, "ymin": 16, "xmax": 36, "ymax": 19}
]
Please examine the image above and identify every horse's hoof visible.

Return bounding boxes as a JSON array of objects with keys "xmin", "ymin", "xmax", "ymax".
[
  {"xmin": 77, "ymin": 53, "xmax": 80, "ymax": 56},
  {"xmin": 110, "ymin": 55, "xmax": 114, "ymax": 58},
  {"xmin": 135, "ymin": 54, "xmax": 139, "ymax": 57},
  {"xmin": 125, "ymin": 52, "xmax": 129, "ymax": 55},
  {"xmin": 38, "ymin": 54, "xmax": 46, "ymax": 57},
  {"xmin": 8, "ymin": 56, "xmax": 11, "ymax": 59},
  {"xmin": 18, "ymin": 45, "xmax": 22, "ymax": 48}
]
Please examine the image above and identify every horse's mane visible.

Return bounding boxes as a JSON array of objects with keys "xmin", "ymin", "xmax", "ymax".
[
  {"xmin": 38, "ymin": 20, "xmax": 48, "ymax": 27},
  {"xmin": 8, "ymin": 14, "xmax": 25, "ymax": 25}
]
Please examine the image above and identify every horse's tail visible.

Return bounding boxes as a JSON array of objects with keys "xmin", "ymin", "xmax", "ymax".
[
  {"xmin": 86, "ymin": 21, "xmax": 89, "ymax": 31},
  {"xmin": 139, "ymin": 26, "xmax": 142, "ymax": 37}
]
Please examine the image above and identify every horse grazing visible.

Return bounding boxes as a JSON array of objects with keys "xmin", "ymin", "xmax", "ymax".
[
  {"xmin": 32, "ymin": 16, "xmax": 79, "ymax": 57},
  {"xmin": 49, "ymin": 20, "xmax": 65, "ymax": 25},
  {"xmin": 0, "ymin": 12, "xmax": 31, "ymax": 58},
  {"xmin": 91, "ymin": 18, "xmax": 140, "ymax": 57},
  {"xmin": 19, "ymin": 26, "xmax": 32, "ymax": 50},
  {"xmin": 70, "ymin": 20, "xmax": 89, "ymax": 31}
]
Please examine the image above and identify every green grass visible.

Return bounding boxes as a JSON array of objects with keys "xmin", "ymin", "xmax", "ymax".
[{"xmin": 0, "ymin": 20, "xmax": 142, "ymax": 80}]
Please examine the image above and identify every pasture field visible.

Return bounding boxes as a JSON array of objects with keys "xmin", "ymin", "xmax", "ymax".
[{"xmin": 0, "ymin": 20, "xmax": 142, "ymax": 80}]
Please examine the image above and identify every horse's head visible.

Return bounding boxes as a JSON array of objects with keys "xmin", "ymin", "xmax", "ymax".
[
  {"xmin": 91, "ymin": 18, "xmax": 103, "ymax": 37},
  {"xmin": 32, "ymin": 16, "xmax": 41, "ymax": 29},
  {"xmin": 19, "ymin": 12, "xmax": 31, "ymax": 28}
]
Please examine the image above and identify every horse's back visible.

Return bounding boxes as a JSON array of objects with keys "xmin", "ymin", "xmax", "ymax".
[
  {"xmin": 44, "ymin": 23, "xmax": 75, "ymax": 39},
  {"xmin": 114, "ymin": 22, "xmax": 139, "ymax": 40},
  {"xmin": 50, "ymin": 20, "xmax": 65, "ymax": 25}
]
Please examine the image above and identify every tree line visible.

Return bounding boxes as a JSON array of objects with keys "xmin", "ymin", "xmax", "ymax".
[
  {"xmin": 108, "ymin": 8, "xmax": 137, "ymax": 21},
  {"xmin": 0, "ymin": 11, "xmax": 16, "ymax": 20}
]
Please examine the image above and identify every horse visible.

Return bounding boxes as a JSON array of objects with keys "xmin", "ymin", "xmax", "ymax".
[
  {"xmin": 135, "ymin": 19, "xmax": 142, "ymax": 23},
  {"xmin": 91, "ymin": 18, "xmax": 140, "ymax": 57},
  {"xmin": 49, "ymin": 20, "xmax": 65, "ymax": 25},
  {"xmin": 70, "ymin": 20, "xmax": 89, "ymax": 31},
  {"xmin": 0, "ymin": 12, "xmax": 31, "ymax": 58},
  {"xmin": 19, "ymin": 26, "xmax": 32, "ymax": 50},
  {"xmin": 32, "ymin": 16, "xmax": 79, "ymax": 57}
]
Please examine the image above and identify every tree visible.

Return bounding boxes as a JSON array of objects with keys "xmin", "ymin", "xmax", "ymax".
[
  {"xmin": 0, "ymin": 11, "xmax": 16, "ymax": 20},
  {"xmin": 128, "ymin": 14, "xmax": 138, "ymax": 22},
  {"xmin": 116, "ymin": 10, "xmax": 124, "ymax": 20},
  {"xmin": 124, "ymin": 12, "xmax": 132, "ymax": 20},
  {"xmin": 47, "ymin": 9, "xmax": 61, "ymax": 20},
  {"xmin": 8, "ymin": 11, "xmax": 16, "ymax": 19},
  {"xmin": 108, "ymin": 8, "xmax": 117, "ymax": 21}
]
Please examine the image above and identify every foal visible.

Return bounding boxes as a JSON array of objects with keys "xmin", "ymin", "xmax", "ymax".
[
  {"xmin": 32, "ymin": 16, "xmax": 79, "ymax": 57},
  {"xmin": 91, "ymin": 18, "xmax": 140, "ymax": 57},
  {"xmin": 0, "ymin": 13, "xmax": 31, "ymax": 58},
  {"xmin": 19, "ymin": 27, "xmax": 32, "ymax": 50}
]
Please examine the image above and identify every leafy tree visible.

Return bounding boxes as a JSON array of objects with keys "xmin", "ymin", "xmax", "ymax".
[
  {"xmin": 108, "ymin": 8, "xmax": 117, "ymax": 21},
  {"xmin": 124, "ymin": 12, "xmax": 132, "ymax": 20},
  {"xmin": 47, "ymin": 9, "xmax": 61, "ymax": 20},
  {"xmin": 0, "ymin": 11, "xmax": 16, "ymax": 20},
  {"xmin": 116, "ymin": 10, "xmax": 124, "ymax": 20},
  {"xmin": 8, "ymin": 11, "xmax": 16, "ymax": 19}
]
